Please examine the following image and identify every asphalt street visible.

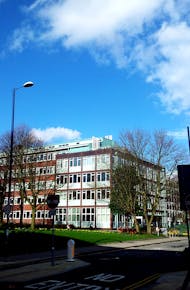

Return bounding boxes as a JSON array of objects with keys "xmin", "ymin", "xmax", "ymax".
[{"xmin": 0, "ymin": 236, "xmax": 190, "ymax": 289}]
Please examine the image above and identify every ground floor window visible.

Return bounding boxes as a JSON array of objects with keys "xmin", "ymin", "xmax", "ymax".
[
  {"xmin": 68, "ymin": 208, "xmax": 80, "ymax": 223},
  {"xmin": 56, "ymin": 208, "xmax": 67, "ymax": 222},
  {"xmin": 82, "ymin": 207, "xmax": 94, "ymax": 222}
]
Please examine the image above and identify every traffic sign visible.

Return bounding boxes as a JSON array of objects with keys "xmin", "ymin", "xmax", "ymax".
[
  {"xmin": 47, "ymin": 195, "xmax": 60, "ymax": 209},
  {"xmin": 177, "ymin": 164, "xmax": 190, "ymax": 210},
  {"xmin": 3, "ymin": 204, "xmax": 12, "ymax": 215},
  {"xmin": 49, "ymin": 209, "xmax": 56, "ymax": 217}
]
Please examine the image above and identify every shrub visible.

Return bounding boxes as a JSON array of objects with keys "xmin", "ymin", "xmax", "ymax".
[
  {"xmin": 117, "ymin": 227, "xmax": 137, "ymax": 234},
  {"xmin": 168, "ymin": 229, "xmax": 179, "ymax": 237}
]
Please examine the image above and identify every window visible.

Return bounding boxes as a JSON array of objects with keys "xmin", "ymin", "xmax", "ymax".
[
  {"xmin": 55, "ymin": 208, "xmax": 67, "ymax": 222},
  {"xmin": 73, "ymin": 174, "xmax": 77, "ymax": 183},
  {"xmin": 69, "ymin": 157, "xmax": 81, "ymax": 167},
  {"xmin": 83, "ymin": 156, "xmax": 95, "ymax": 167},
  {"xmin": 74, "ymin": 157, "xmax": 81, "ymax": 166},
  {"xmin": 82, "ymin": 173, "xmax": 95, "ymax": 183},
  {"xmin": 87, "ymin": 190, "xmax": 90, "ymax": 199},
  {"xmin": 38, "ymin": 167, "xmax": 54, "ymax": 175},
  {"xmin": 15, "ymin": 197, "xmax": 21, "ymax": 204},
  {"xmin": 97, "ymin": 172, "xmax": 110, "ymax": 181},
  {"xmin": 13, "ymin": 211, "xmax": 20, "ymax": 219},
  {"xmin": 82, "ymin": 190, "xmax": 95, "ymax": 199},
  {"xmin": 87, "ymin": 173, "xmax": 91, "ymax": 182},
  {"xmin": 69, "ymin": 174, "xmax": 81, "ymax": 184},
  {"xmin": 37, "ymin": 211, "xmax": 41, "ymax": 218},
  {"xmin": 68, "ymin": 208, "xmax": 80, "ymax": 223},
  {"xmin": 38, "ymin": 197, "xmax": 45, "ymax": 204},
  {"xmin": 83, "ymin": 174, "xmax": 86, "ymax": 182},
  {"xmin": 69, "ymin": 190, "xmax": 81, "ymax": 200},
  {"xmin": 23, "ymin": 211, "xmax": 32, "ymax": 219},
  {"xmin": 57, "ymin": 175, "xmax": 67, "ymax": 185},
  {"xmin": 97, "ymin": 154, "xmax": 110, "ymax": 165},
  {"xmin": 97, "ymin": 189, "xmax": 110, "ymax": 199},
  {"xmin": 82, "ymin": 207, "xmax": 94, "ymax": 221}
]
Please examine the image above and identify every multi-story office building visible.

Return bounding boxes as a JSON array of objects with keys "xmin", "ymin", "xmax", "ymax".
[
  {"xmin": 166, "ymin": 177, "xmax": 184, "ymax": 227},
  {"xmin": 1, "ymin": 135, "xmax": 168, "ymax": 229}
]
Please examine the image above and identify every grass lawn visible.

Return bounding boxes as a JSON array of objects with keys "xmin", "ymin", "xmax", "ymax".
[
  {"xmin": 47, "ymin": 228, "xmax": 158, "ymax": 244},
  {"xmin": 0, "ymin": 228, "xmax": 162, "ymax": 256}
]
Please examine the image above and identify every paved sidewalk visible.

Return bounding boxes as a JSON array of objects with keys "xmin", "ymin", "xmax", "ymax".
[{"xmin": 0, "ymin": 237, "xmax": 189, "ymax": 289}]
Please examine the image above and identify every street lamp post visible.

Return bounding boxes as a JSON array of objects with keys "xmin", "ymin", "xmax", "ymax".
[{"xmin": 6, "ymin": 81, "xmax": 34, "ymax": 232}]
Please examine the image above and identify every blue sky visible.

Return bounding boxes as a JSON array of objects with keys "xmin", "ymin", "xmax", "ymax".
[{"xmin": 1, "ymin": 0, "xmax": 190, "ymax": 150}]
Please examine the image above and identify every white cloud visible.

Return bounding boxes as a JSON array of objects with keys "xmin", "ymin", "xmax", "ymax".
[
  {"xmin": 35, "ymin": 0, "xmax": 164, "ymax": 69},
  {"xmin": 6, "ymin": 0, "xmax": 190, "ymax": 115},
  {"xmin": 31, "ymin": 126, "xmax": 81, "ymax": 143},
  {"xmin": 37, "ymin": 0, "xmax": 163, "ymax": 44},
  {"xmin": 167, "ymin": 128, "xmax": 189, "ymax": 140},
  {"xmin": 8, "ymin": 25, "xmax": 35, "ymax": 52},
  {"xmin": 10, "ymin": 0, "xmax": 165, "ymax": 62},
  {"xmin": 27, "ymin": 0, "xmax": 47, "ymax": 11},
  {"xmin": 145, "ymin": 22, "xmax": 190, "ymax": 114}
]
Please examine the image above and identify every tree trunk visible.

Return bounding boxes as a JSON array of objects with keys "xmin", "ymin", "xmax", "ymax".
[
  {"xmin": 133, "ymin": 215, "xmax": 140, "ymax": 233},
  {"xmin": 19, "ymin": 199, "xmax": 24, "ymax": 227},
  {"xmin": 146, "ymin": 222, "xmax": 152, "ymax": 234},
  {"xmin": 31, "ymin": 207, "xmax": 36, "ymax": 230}
]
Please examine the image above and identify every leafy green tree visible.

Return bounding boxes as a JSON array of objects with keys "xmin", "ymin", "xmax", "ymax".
[{"xmin": 110, "ymin": 162, "xmax": 140, "ymax": 232}]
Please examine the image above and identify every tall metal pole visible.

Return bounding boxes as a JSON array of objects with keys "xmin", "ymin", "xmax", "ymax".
[
  {"xmin": 6, "ymin": 88, "xmax": 16, "ymax": 232},
  {"xmin": 187, "ymin": 126, "xmax": 190, "ymax": 156},
  {"xmin": 5, "ymin": 82, "xmax": 34, "ymax": 235},
  {"xmin": 186, "ymin": 126, "xmax": 190, "ymax": 248},
  {"xmin": 180, "ymin": 127, "xmax": 190, "ymax": 289}
]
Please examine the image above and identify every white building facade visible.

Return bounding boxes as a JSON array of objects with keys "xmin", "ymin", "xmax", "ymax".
[{"xmin": 1, "ymin": 135, "xmax": 168, "ymax": 229}]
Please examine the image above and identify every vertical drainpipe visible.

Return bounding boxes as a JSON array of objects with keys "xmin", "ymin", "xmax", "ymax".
[
  {"xmin": 54, "ymin": 158, "xmax": 57, "ymax": 226},
  {"xmin": 94, "ymin": 154, "xmax": 97, "ymax": 229},
  {"xmin": 110, "ymin": 149, "xmax": 114, "ymax": 230},
  {"xmin": 162, "ymin": 167, "xmax": 168, "ymax": 228},
  {"xmin": 66, "ymin": 154, "xmax": 69, "ymax": 225},
  {"xmin": 80, "ymin": 153, "xmax": 82, "ymax": 228}
]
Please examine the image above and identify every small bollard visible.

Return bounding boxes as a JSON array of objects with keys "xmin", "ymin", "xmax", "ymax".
[
  {"xmin": 67, "ymin": 239, "xmax": 75, "ymax": 262},
  {"xmin": 156, "ymin": 226, "xmax": 160, "ymax": 236}
]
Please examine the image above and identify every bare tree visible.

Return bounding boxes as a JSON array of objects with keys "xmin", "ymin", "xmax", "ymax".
[
  {"xmin": 0, "ymin": 125, "xmax": 43, "ymax": 227},
  {"xmin": 0, "ymin": 156, "xmax": 8, "ymax": 227},
  {"xmin": 0, "ymin": 182, "xmax": 6, "ymax": 226},
  {"xmin": 119, "ymin": 129, "xmax": 185, "ymax": 234},
  {"xmin": 25, "ymin": 154, "xmax": 56, "ymax": 230},
  {"xmin": 166, "ymin": 175, "xmax": 185, "ymax": 227}
]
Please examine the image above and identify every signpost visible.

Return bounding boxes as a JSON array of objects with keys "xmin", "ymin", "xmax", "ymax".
[
  {"xmin": 3, "ymin": 204, "xmax": 12, "ymax": 215},
  {"xmin": 177, "ymin": 164, "xmax": 190, "ymax": 212},
  {"xmin": 47, "ymin": 195, "xmax": 60, "ymax": 209},
  {"xmin": 178, "ymin": 127, "xmax": 190, "ymax": 289},
  {"xmin": 47, "ymin": 195, "xmax": 60, "ymax": 266}
]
